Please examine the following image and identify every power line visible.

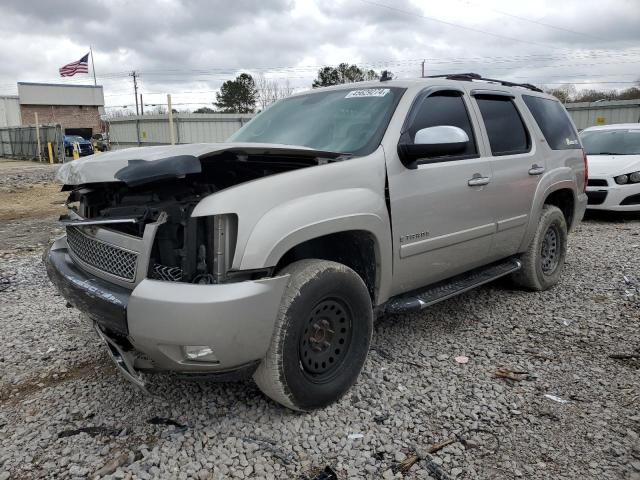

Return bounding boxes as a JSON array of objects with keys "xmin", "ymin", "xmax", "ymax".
[
  {"xmin": 134, "ymin": 50, "xmax": 640, "ymax": 76},
  {"xmin": 456, "ymin": 0, "xmax": 605, "ymax": 41},
  {"xmin": 100, "ymin": 75, "xmax": 640, "ymax": 99},
  {"xmin": 356, "ymin": 0, "xmax": 553, "ymax": 49},
  {"xmin": 4, "ymin": 48, "xmax": 639, "ymax": 92}
]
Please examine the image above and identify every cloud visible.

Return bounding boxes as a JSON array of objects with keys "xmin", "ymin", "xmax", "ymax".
[{"xmin": 0, "ymin": 0, "xmax": 638, "ymax": 109}]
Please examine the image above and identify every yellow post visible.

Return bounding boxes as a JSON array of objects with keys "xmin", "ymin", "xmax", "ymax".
[
  {"xmin": 47, "ymin": 142, "xmax": 54, "ymax": 164},
  {"xmin": 73, "ymin": 142, "xmax": 80, "ymax": 160}
]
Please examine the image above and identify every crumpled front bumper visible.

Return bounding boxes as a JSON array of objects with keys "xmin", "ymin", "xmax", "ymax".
[
  {"xmin": 45, "ymin": 237, "xmax": 130, "ymax": 335},
  {"xmin": 45, "ymin": 236, "xmax": 289, "ymax": 374}
]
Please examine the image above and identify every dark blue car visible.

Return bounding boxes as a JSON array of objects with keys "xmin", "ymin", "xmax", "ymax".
[{"xmin": 64, "ymin": 135, "xmax": 94, "ymax": 157}]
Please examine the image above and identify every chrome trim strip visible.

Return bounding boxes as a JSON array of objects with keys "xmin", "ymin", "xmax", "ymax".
[
  {"xmin": 135, "ymin": 212, "xmax": 167, "ymax": 284},
  {"xmin": 497, "ymin": 214, "xmax": 528, "ymax": 232},
  {"xmin": 400, "ymin": 223, "xmax": 496, "ymax": 259},
  {"xmin": 60, "ymin": 218, "xmax": 140, "ymax": 227}
]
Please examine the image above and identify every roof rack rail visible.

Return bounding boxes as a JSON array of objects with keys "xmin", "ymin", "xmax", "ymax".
[{"xmin": 426, "ymin": 72, "xmax": 543, "ymax": 93}]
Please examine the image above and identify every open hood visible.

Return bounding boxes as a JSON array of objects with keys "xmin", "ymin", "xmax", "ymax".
[
  {"xmin": 56, "ymin": 142, "xmax": 344, "ymax": 186},
  {"xmin": 586, "ymin": 154, "xmax": 640, "ymax": 176}
]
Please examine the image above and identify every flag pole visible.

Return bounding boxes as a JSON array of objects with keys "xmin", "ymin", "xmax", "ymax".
[{"xmin": 89, "ymin": 46, "xmax": 97, "ymax": 86}]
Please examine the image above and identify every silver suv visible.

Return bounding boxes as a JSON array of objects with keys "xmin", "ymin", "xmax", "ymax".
[{"xmin": 46, "ymin": 74, "xmax": 587, "ymax": 410}]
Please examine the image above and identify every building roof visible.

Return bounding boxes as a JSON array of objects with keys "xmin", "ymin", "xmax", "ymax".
[{"xmin": 18, "ymin": 82, "xmax": 102, "ymax": 89}]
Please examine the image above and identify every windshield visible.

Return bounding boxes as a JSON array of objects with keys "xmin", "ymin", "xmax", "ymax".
[
  {"xmin": 580, "ymin": 129, "xmax": 640, "ymax": 155},
  {"xmin": 65, "ymin": 135, "xmax": 86, "ymax": 142},
  {"xmin": 229, "ymin": 87, "xmax": 405, "ymax": 155}
]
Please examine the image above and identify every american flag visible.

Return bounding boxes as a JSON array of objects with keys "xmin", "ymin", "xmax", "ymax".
[{"xmin": 59, "ymin": 53, "xmax": 90, "ymax": 77}]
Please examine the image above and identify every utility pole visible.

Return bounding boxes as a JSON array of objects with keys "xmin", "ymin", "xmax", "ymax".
[
  {"xmin": 167, "ymin": 94, "xmax": 175, "ymax": 145},
  {"xmin": 421, "ymin": 59, "xmax": 425, "ymax": 78},
  {"xmin": 140, "ymin": 94, "xmax": 144, "ymax": 116},
  {"xmin": 130, "ymin": 71, "xmax": 139, "ymax": 115},
  {"xmin": 34, "ymin": 112, "xmax": 42, "ymax": 162}
]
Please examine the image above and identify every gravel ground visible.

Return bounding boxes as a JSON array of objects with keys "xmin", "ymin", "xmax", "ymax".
[
  {"xmin": 1, "ymin": 161, "xmax": 639, "ymax": 480},
  {"xmin": 0, "ymin": 160, "xmax": 57, "ymax": 193}
]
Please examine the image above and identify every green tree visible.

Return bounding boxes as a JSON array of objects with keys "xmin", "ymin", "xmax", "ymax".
[
  {"xmin": 193, "ymin": 106, "xmax": 215, "ymax": 114},
  {"xmin": 214, "ymin": 73, "xmax": 258, "ymax": 113},
  {"xmin": 312, "ymin": 63, "xmax": 382, "ymax": 88}
]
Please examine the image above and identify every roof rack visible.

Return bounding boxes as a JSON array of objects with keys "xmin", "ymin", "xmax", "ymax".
[{"xmin": 426, "ymin": 72, "xmax": 543, "ymax": 93}]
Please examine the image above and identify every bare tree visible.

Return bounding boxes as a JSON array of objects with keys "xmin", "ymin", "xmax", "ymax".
[
  {"xmin": 543, "ymin": 83, "xmax": 576, "ymax": 103},
  {"xmin": 105, "ymin": 108, "xmax": 137, "ymax": 118},
  {"xmin": 256, "ymin": 74, "xmax": 295, "ymax": 110}
]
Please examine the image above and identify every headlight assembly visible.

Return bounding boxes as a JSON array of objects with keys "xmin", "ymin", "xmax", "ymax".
[{"xmin": 615, "ymin": 174, "xmax": 629, "ymax": 185}]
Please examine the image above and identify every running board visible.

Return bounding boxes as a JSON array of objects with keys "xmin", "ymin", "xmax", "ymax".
[{"xmin": 385, "ymin": 257, "xmax": 521, "ymax": 314}]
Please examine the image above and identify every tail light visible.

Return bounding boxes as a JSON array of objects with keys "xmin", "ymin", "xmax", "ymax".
[{"xmin": 582, "ymin": 149, "xmax": 588, "ymax": 192}]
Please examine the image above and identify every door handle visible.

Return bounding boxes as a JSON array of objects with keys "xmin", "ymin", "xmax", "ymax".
[
  {"xmin": 468, "ymin": 175, "xmax": 491, "ymax": 186},
  {"xmin": 528, "ymin": 164, "xmax": 545, "ymax": 175}
]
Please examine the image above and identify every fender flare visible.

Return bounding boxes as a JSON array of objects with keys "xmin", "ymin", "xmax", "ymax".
[{"xmin": 518, "ymin": 175, "xmax": 577, "ymax": 251}]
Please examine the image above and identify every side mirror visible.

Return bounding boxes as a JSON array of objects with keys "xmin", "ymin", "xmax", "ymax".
[{"xmin": 398, "ymin": 125, "xmax": 470, "ymax": 167}]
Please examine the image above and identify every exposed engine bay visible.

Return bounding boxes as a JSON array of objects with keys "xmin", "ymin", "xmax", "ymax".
[{"xmin": 60, "ymin": 150, "xmax": 338, "ymax": 284}]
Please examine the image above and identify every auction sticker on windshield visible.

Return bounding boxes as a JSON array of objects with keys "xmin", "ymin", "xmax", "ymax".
[{"xmin": 345, "ymin": 88, "xmax": 390, "ymax": 98}]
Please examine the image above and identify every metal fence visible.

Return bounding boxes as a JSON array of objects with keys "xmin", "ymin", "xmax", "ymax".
[
  {"xmin": 107, "ymin": 113, "xmax": 254, "ymax": 149},
  {"xmin": 0, "ymin": 124, "xmax": 64, "ymax": 161},
  {"xmin": 566, "ymin": 99, "xmax": 640, "ymax": 130},
  {"xmin": 4, "ymin": 102, "xmax": 638, "ymax": 160}
]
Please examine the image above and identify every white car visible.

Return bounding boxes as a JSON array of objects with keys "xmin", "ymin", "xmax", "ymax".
[{"xmin": 581, "ymin": 123, "xmax": 640, "ymax": 211}]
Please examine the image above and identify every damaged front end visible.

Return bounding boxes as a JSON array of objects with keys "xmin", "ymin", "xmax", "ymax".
[
  {"xmin": 56, "ymin": 144, "xmax": 343, "ymax": 288},
  {"xmin": 46, "ymin": 144, "xmax": 342, "ymax": 387},
  {"xmin": 60, "ymin": 179, "xmax": 237, "ymax": 289}
]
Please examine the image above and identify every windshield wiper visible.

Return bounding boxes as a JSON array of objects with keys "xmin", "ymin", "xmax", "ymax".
[
  {"xmin": 316, "ymin": 153, "xmax": 353, "ymax": 164},
  {"xmin": 592, "ymin": 152, "xmax": 628, "ymax": 155}
]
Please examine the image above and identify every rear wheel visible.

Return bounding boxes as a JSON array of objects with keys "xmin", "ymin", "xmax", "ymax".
[
  {"xmin": 511, "ymin": 204, "xmax": 568, "ymax": 291},
  {"xmin": 253, "ymin": 259, "xmax": 373, "ymax": 411}
]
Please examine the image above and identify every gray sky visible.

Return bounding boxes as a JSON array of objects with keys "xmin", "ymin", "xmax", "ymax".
[{"xmin": 1, "ymin": 0, "xmax": 639, "ymax": 111}]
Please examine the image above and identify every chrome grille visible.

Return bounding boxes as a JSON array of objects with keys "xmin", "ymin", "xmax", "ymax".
[
  {"xmin": 66, "ymin": 227, "xmax": 138, "ymax": 281},
  {"xmin": 151, "ymin": 264, "xmax": 183, "ymax": 282}
]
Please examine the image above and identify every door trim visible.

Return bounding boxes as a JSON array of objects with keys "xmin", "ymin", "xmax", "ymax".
[
  {"xmin": 497, "ymin": 214, "xmax": 528, "ymax": 232},
  {"xmin": 400, "ymin": 222, "xmax": 496, "ymax": 258}
]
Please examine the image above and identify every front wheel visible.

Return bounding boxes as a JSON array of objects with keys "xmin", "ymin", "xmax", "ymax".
[
  {"xmin": 253, "ymin": 259, "xmax": 373, "ymax": 411},
  {"xmin": 511, "ymin": 204, "xmax": 568, "ymax": 291}
]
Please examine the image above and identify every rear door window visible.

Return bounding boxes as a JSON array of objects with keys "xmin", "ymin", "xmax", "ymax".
[
  {"xmin": 475, "ymin": 96, "xmax": 530, "ymax": 156},
  {"xmin": 522, "ymin": 95, "xmax": 581, "ymax": 150}
]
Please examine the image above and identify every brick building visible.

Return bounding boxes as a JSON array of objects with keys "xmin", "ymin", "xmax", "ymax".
[{"xmin": 17, "ymin": 82, "xmax": 105, "ymax": 137}]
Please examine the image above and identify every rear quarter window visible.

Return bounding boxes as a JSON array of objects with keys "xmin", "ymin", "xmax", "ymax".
[{"xmin": 522, "ymin": 95, "xmax": 581, "ymax": 150}]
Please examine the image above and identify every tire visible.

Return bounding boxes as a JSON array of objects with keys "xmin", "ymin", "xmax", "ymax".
[
  {"xmin": 511, "ymin": 205, "xmax": 568, "ymax": 291},
  {"xmin": 253, "ymin": 259, "xmax": 373, "ymax": 411}
]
